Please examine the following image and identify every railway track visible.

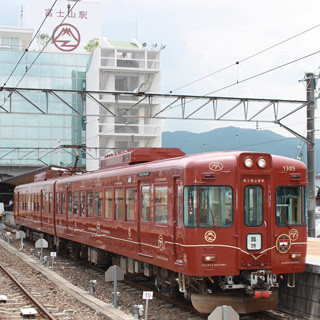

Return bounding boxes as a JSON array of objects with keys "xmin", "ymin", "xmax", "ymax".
[
  {"xmin": 0, "ymin": 261, "xmax": 56, "ymax": 320},
  {"xmin": 0, "ymin": 225, "xmax": 301, "ymax": 320}
]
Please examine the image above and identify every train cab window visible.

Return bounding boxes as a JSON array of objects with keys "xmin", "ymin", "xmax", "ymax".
[
  {"xmin": 115, "ymin": 189, "xmax": 124, "ymax": 219},
  {"xmin": 155, "ymin": 186, "xmax": 168, "ymax": 224},
  {"xmin": 61, "ymin": 192, "xmax": 66, "ymax": 214},
  {"xmin": 56, "ymin": 193, "xmax": 60, "ymax": 214},
  {"xmin": 105, "ymin": 190, "xmax": 113, "ymax": 219},
  {"xmin": 87, "ymin": 191, "xmax": 93, "ymax": 216},
  {"xmin": 68, "ymin": 191, "xmax": 72, "ymax": 214},
  {"xmin": 95, "ymin": 191, "xmax": 102, "ymax": 217},
  {"xmin": 141, "ymin": 186, "xmax": 150, "ymax": 222},
  {"xmin": 126, "ymin": 189, "xmax": 135, "ymax": 221},
  {"xmin": 244, "ymin": 186, "xmax": 263, "ymax": 227},
  {"xmin": 184, "ymin": 186, "xmax": 233, "ymax": 227},
  {"xmin": 73, "ymin": 192, "xmax": 79, "ymax": 215},
  {"xmin": 80, "ymin": 191, "xmax": 85, "ymax": 215},
  {"xmin": 184, "ymin": 187, "xmax": 197, "ymax": 227},
  {"xmin": 276, "ymin": 186, "xmax": 305, "ymax": 226}
]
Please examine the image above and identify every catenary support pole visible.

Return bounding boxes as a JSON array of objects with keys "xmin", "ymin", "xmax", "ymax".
[{"xmin": 306, "ymin": 72, "xmax": 316, "ymax": 237}]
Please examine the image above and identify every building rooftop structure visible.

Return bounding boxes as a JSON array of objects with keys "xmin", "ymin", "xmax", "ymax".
[{"xmin": 0, "ymin": 0, "xmax": 163, "ymax": 205}]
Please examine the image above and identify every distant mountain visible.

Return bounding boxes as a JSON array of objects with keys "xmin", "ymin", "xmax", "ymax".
[{"xmin": 162, "ymin": 126, "xmax": 320, "ymax": 173}]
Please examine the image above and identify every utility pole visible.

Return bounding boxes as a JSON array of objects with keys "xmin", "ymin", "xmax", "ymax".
[{"xmin": 306, "ymin": 72, "xmax": 316, "ymax": 237}]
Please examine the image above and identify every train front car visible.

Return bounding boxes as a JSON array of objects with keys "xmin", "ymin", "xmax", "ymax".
[{"xmin": 181, "ymin": 152, "xmax": 307, "ymax": 314}]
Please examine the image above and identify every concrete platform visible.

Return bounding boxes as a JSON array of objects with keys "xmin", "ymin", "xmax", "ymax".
[{"xmin": 306, "ymin": 237, "xmax": 320, "ymax": 268}]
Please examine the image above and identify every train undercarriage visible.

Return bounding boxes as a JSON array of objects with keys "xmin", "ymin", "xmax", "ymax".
[{"xmin": 23, "ymin": 230, "xmax": 280, "ymax": 314}]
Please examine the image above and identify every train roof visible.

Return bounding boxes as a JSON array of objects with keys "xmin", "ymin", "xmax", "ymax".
[{"xmin": 14, "ymin": 149, "xmax": 307, "ymax": 190}]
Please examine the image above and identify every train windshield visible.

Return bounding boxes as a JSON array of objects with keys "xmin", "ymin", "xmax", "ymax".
[
  {"xmin": 276, "ymin": 186, "xmax": 305, "ymax": 226},
  {"xmin": 183, "ymin": 186, "xmax": 233, "ymax": 227}
]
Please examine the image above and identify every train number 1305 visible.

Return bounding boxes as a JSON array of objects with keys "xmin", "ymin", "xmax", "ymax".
[{"xmin": 283, "ymin": 165, "xmax": 295, "ymax": 171}]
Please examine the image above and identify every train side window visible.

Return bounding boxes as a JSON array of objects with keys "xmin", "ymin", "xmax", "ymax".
[
  {"xmin": 183, "ymin": 186, "xmax": 197, "ymax": 227},
  {"xmin": 28, "ymin": 194, "xmax": 31, "ymax": 211},
  {"xmin": 49, "ymin": 193, "xmax": 53, "ymax": 213},
  {"xmin": 41, "ymin": 193, "xmax": 45, "ymax": 212},
  {"xmin": 45, "ymin": 193, "xmax": 49, "ymax": 212},
  {"xmin": 80, "ymin": 191, "xmax": 85, "ymax": 216},
  {"xmin": 141, "ymin": 186, "xmax": 150, "ymax": 222},
  {"xmin": 115, "ymin": 189, "xmax": 124, "ymax": 220},
  {"xmin": 95, "ymin": 191, "xmax": 102, "ymax": 217},
  {"xmin": 126, "ymin": 188, "xmax": 135, "ymax": 221},
  {"xmin": 155, "ymin": 186, "xmax": 168, "ymax": 224},
  {"xmin": 68, "ymin": 191, "xmax": 72, "ymax": 214},
  {"xmin": 61, "ymin": 192, "xmax": 66, "ymax": 214},
  {"xmin": 276, "ymin": 186, "xmax": 304, "ymax": 226},
  {"xmin": 56, "ymin": 192, "xmax": 60, "ymax": 214},
  {"xmin": 73, "ymin": 192, "xmax": 79, "ymax": 215},
  {"xmin": 244, "ymin": 186, "xmax": 263, "ymax": 227},
  {"xmin": 176, "ymin": 185, "xmax": 182, "ymax": 227},
  {"xmin": 105, "ymin": 189, "xmax": 113, "ymax": 219},
  {"xmin": 87, "ymin": 191, "xmax": 93, "ymax": 217}
]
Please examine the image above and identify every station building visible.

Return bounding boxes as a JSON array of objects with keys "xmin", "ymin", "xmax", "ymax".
[{"xmin": 0, "ymin": 0, "xmax": 162, "ymax": 204}]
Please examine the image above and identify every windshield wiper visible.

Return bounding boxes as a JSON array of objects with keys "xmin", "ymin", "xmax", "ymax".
[
  {"xmin": 280, "ymin": 212, "xmax": 292, "ymax": 229},
  {"xmin": 210, "ymin": 208, "xmax": 217, "ymax": 228}
]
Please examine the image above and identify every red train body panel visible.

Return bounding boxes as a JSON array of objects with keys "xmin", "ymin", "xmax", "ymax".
[{"xmin": 14, "ymin": 148, "xmax": 307, "ymax": 312}]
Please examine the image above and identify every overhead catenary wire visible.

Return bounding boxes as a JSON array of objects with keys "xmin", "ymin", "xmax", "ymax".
[
  {"xmin": 2, "ymin": 0, "xmax": 59, "ymax": 88},
  {"xmin": 166, "ymin": 49, "xmax": 320, "ymax": 113},
  {"xmin": 170, "ymin": 22, "xmax": 320, "ymax": 93}
]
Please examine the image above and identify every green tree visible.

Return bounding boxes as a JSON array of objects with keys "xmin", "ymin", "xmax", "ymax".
[{"xmin": 84, "ymin": 38, "xmax": 100, "ymax": 53}]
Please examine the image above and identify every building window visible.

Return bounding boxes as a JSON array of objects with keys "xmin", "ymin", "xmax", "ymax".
[{"xmin": 155, "ymin": 186, "xmax": 168, "ymax": 224}]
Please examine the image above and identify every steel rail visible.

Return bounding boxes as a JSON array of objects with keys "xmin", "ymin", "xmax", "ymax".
[{"xmin": 0, "ymin": 261, "xmax": 57, "ymax": 320}]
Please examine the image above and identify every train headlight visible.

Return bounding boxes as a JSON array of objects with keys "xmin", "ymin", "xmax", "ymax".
[
  {"xmin": 257, "ymin": 158, "xmax": 267, "ymax": 168},
  {"xmin": 290, "ymin": 253, "xmax": 301, "ymax": 260},
  {"xmin": 203, "ymin": 255, "xmax": 215, "ymax": 263},
  {"xmin": 244, "ymin": 157, "xmax": 253, "ymax": 168}
]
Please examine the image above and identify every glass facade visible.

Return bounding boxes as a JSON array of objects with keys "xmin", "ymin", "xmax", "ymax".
[{"xmin": 0, "ymin": 48, "xmax": 90, "ymax": 166}]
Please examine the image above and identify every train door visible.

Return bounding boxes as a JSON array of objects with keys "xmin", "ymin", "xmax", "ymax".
[
  {"xmin": 239, "ymin": 175, "xmax": 271, "ymax": 268},
  {"xmin": 173, "ymin": 179, "xmax": 183, "ymax": 263},
  {"xmin": 138, "ymin": 181, "xmax": 153, "ymax": 258}
]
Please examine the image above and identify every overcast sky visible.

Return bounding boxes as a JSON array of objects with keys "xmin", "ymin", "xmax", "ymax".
[{"xmin": 1, "ymin": 0, "xmax": 320, "ymax": 139}]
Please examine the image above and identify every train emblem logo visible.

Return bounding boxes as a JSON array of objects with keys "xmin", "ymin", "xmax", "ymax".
[
  {"xmin": 209, "ymin": 162, "xmax": 223, "ymax": 171},
  {"xmin": 289, "ymin": 229, "xmax": 298, "ymax": 241},
  {"xmin": 158, "ymin": 235, "xmax": 165, "ymax": 251},
  {"xmin": 276, "ymin": 234, "xmax": 291, "ymax": 253},
  {"xmin": 128, "ymin": 228, "xmax": 132, "ymax": 238},
  {"xmin": 205, "ymin": 230, "xmax": 216, "ymax": 242},
  {"xmin": 52, "ymin": 23, "xmax": 81, "ymax": 52}
]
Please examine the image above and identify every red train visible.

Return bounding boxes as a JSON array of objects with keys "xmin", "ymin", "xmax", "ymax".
[{"xmin": 14, "ymin": 148, "xmax": 307, "ymax": 313}]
